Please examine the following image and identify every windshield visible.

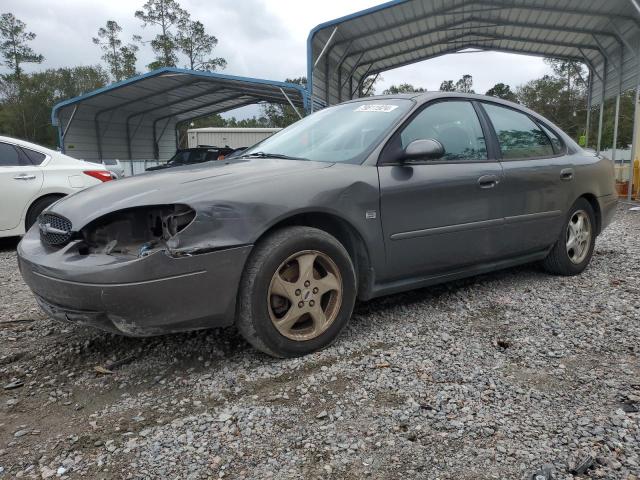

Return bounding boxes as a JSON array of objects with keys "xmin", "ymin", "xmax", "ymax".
[
  {"xmin": 241, "ymin": 99, "xmax": 413, "ymax": 164},
  {"xmin": 168, "ymin": 149, "xmax": 213, "ymax": 165}
]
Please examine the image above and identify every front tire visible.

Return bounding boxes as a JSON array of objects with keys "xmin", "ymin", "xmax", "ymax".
[
  {"xmin": 236, "ymin": 226, "xmax": 357, "ymax": 358},
  {"xmin": 542, "ymin": 198, "xmax": 596, "ymax": 276}
]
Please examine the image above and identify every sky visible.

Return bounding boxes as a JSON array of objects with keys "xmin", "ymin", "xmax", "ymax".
[{"xmin": 7, "ymin": 0, "xmax": 554, "ymax": 118}]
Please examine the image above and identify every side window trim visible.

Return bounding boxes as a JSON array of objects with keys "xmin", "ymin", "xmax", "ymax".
[
  {"xmin": 477, "ymin": 101, "xmax": 561, "ymax": 161},
  {"xmin": 379, "ymin": 98, "xmax": 493, "ymax": 166}
]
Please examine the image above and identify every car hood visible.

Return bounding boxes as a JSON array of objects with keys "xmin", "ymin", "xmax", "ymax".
[{"xmin": 49, "ymin": 158, "xmax": 333, "ymax": 229}]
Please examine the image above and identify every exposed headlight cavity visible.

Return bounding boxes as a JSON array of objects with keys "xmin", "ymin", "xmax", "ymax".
[{"xmin": 80, "ymin": 205, "xmax": 196, "ymax": 258}]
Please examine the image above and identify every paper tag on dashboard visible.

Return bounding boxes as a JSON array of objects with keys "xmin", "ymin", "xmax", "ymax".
[{"xmin": 354, "ymin": 104, "xmax": 399, "ymax": 113}]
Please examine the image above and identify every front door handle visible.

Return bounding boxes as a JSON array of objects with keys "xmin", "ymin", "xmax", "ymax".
[
  {"xmin": 477, "ymin": 174, "xmax": 499, "ymax": 189},
  {"xmin": 560, "ymin": 168, "xmax": 574, "ymax": 181},
  {"xmin": 13, "ymin": 174, "xmax": 37, "ymax": 180}
]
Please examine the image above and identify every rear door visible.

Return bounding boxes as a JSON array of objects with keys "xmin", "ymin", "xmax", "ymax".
[
  {"xmin": 377, "ymin": 99, "xmax": 505, "ymax": 281},
  {"xmin": 479, "ymin": 102, "xmax": 569, "ymax": 255},
  {"xmin": 0, "ymin": 142, "xmax": 44, "ymax": 231}
]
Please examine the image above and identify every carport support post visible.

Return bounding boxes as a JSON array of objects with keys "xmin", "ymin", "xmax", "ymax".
[
  {"xmin": 612, "ymin": 95, "xmax": 620, "ymax": 165},
  {"xmin": 629, "ymin": 84, "xmax": 640, "ymax": 200},
  {"xmin": 596, "ymin": 103, "xmax": 604, "ymax": 154},
  {"xmin": 585, "ymin": 69, "xmax": 593, "ymax": 148}
]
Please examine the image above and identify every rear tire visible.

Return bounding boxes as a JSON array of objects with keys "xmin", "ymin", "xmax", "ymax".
[
  {"xmin": 25, "ymin": 195, "xmax": 64, "ymax": 231},
  {"xmin": 542, "ymin": 198, "xmax": 596, "ymax": 276},
  {"xmin": 236, "ymin": 226, "xmax": 357, "ymax": 358}
]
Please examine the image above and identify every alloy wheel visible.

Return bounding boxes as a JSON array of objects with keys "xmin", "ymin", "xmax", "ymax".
[
  {"xmin": 566, "ymin": 210, "xmax": 592, "ymax": 264},
  {"xmin": 267, "ymin": 250, "xmax": 343, "ymax": 341}
]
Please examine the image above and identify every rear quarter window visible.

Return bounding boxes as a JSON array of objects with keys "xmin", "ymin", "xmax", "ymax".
[{"xmin": 20, "ymin": 147, "xmax": 47, "ymax": 165}]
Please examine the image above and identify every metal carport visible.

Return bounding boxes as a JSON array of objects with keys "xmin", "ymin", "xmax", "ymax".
[
  {"xmin": 52, "ymin": 67, "xmax": 307, "ymax": 163},
  {"xmin": 308, "ymin": 0, "xmax": 640, "ymax": 198}
]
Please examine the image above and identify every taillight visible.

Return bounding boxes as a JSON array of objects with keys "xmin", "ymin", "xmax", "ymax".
[{"xmin": 83, "ymin": 170, "xmax": 113, "ymax": 182}]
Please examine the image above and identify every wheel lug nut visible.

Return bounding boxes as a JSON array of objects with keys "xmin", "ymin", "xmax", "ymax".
[
  {"xmin": 304, "ymin": 281, "xmax": 310, "ymax": 287},
  {"xmin": 313, "ymin": 287, "xmax": 318, "ymax": 294},
  {"xmin": 309, "ymin": 300, "xmax": 315, "ymax": 307},
  {"xmin": 295, "ymin": 289, "xmax": 301, "ymax": 296},
  {"xmin": 298, "ymin": 301, "xmax": 304, "ymax": 308}
]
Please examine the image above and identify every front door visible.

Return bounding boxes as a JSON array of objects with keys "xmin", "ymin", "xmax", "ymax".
[
  {"xmin": 378, "ymin": 100, "xmax": 504, "ymax": 281},
  {"xmin": 0, "ymin": 142, "xmax": 44, "ymax": 231}
]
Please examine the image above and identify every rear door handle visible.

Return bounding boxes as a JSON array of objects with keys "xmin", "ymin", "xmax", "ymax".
[
  {"xmin": 13, "ymin": 174, "xmax": 37, "ymax": 180},
  {"xmin": 477, "ymin": 174, "xmax": 499, "ymax": 189},
  {"xmin": 560, "ymin": 168, "xmax": 574, "ymax": 181}
]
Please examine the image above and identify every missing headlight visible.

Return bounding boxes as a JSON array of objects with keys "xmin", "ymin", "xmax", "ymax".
[{"xmin": 79, "ymin": 204, "xmax": 196, "ymax": 258}]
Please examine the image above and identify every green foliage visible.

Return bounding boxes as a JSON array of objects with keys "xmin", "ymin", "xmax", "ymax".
[
  {"xmin": 0, "ymin": 13, "xmax": 43, "ymax": 78},
  {"xmin": 455, "ymin": 74, "xmax": 474, "ymax": 93},
  {"xmin": 439, "ymin": 75, "xmax": 474, "ymax": 93},
  {"xmin": 93, "ymin": 20, "xmax": 139, "ymax": 81},
  {"xmin": 135, "ymin": 0, "xmax": 186, "ymax": 69},
  {"xmin": 177, "ymin": 18, "xmax": 226, "ymax": 71},
  {"xmin": 360, "ymin": 75, "xmax": 381, "ymax": 96},
  {"xmin": 516, "ymin": 74, "xmax": 585, "ymax": 141},
  {"xmin": 383, "ymin": 83, "xmax": 426, "ymax": 95},
  {"xmin": 485, "ymin": 83, "xmax": 517, "ymax": 102},
  {"xmin": 0, "ymin": 66, "xmax": 109, "ymax": 147},
  {"xmin": 260, "ymin": 77, "xmax": 307, "ymax": 128},
  {"xmin": 439, "ymin": 80, "xmax": 455, "ymax": 92},
  {"xmin": 586, "ymin": 91, "xmax": 636, "ymax": 150}
]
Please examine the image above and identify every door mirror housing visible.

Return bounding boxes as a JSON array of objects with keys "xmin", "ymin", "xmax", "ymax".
[{"xmin": 401, "ymin": 139, "xmax": 445, "ymax": 162}]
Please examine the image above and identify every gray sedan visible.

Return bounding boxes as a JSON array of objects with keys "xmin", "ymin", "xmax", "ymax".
[{"xmin": 18, "ymin": 92, "xmax": 617, "ymax": 357}]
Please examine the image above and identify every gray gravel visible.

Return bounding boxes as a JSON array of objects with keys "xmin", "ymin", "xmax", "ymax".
[{"xmin": 1, "ymin": 204, "xmax": 639, "ymax": 479}]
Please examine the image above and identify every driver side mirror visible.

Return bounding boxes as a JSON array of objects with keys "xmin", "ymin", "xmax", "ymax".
[{"xmin": 401, "ymin": 139, "xmax": 445, "ymax": 162}]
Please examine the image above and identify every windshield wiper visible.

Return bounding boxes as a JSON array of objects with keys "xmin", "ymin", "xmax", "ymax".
[{"xmin": 238, "ymin": 151, "xmax": 309, "ymax": 161}]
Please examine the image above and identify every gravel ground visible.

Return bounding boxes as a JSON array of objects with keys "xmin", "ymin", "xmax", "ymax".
[{"xmin": 1, "ymin": 204, "xmax": 639, "ymax": 480}]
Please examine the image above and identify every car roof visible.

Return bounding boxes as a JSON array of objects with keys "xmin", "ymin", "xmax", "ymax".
[{"xmin": 0, "ymin": 135, "xmax": 59, "ymax": 156}]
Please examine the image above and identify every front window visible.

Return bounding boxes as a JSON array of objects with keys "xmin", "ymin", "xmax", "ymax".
[
  {"xmin": 241, "ymin": 99, "xmax": 413, "ymax": 164},
  {"xmin": 399, "ymin": 100, "xmax": 487, "ymax": 162}
]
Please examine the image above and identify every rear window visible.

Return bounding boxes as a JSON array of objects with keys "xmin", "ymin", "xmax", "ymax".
[
  {"xmin": 21, "ymin": 147, "xmax": 47, "ymax": 165},
  {"xmin": 483, "ymin": 103, "xmax": 555, "ymax": 159}
]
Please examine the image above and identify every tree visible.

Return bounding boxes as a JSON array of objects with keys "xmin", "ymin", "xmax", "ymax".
[
  {"xmin": 135, "ymin": 0, "xmax": 186, "ymax": 69},
  {"xmin": 0, "ymin": 13, "xmax": 43, "ymax": 79},
  {"xmin": 485, "ymin": 83, "xmax": 517, "ymax": 102},
  {"xmin": 93, "ymin": 20, "xmax": 139, "ymax": 81},
  {"xmin": 360, "ymin": 75, "xmax": 381, "ymax": 96},
  {"xmin": 516, "ymin": 74, "xmax": 585, "ymax": 140},
  {"xmin": 439, "ymin": 80, "xmax": 455, "ymax": 92},
  {"xmin": 440, "ymin": 75, "xmax": 475, "ymax": 93},
  {"xmin": 0, "ymin": 66, "xmax": 109, "ymax": 146},
  {"xmin": 176, "ymin": 18, "xmax": 226, "ymax": 71},
  {"xmin": 455, "ymin": 74, "xmax": 474, "ymax": 93},
  {"xmin": 261, "ymin": 77, "xmax": 306, "ymax": 128},
  {"xmin": 383, "ymin": 83, "xmax": 426, "ymax": 95}
]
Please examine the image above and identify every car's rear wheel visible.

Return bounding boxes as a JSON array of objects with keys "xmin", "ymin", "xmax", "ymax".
[
  {"xmin": 542, "ymin": 198, "xmax": 596, "ymax": 276},
  {"xmin": 237, "ymin": 226, "xmax": 356, "ymax": 358}
]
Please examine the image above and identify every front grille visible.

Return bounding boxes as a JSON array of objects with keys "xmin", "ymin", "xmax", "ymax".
[{"xmin": 39, "ymin": 213, "xmax": 73, "ymax": 246}]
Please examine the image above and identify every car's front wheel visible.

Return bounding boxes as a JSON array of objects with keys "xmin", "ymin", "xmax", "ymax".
[
  {"xmin": 237, "ymin": 226, "xmax": 357, "ymax": 358},
  {"xmin": 542, "ymin": 198, "xmax": 596, "ymax": 275}
]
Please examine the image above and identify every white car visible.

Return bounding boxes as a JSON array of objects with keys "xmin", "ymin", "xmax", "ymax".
[{"xmin": 0, "ymin": 136, "xmax": 112, "ymax": 238}]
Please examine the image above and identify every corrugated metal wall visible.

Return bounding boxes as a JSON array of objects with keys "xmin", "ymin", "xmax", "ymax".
[
  {"xmin": 186, "ymin": 128, "xmax": 281, "ymax": 149},
  {"xmin": 58, "ymin": 104, "xmax": 176, "ymax": 162}
]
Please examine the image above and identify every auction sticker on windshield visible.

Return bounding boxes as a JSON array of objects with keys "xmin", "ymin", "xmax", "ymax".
[{"xmin": 354, "ymin": 104, "xmax": 399, "ymax": 113}]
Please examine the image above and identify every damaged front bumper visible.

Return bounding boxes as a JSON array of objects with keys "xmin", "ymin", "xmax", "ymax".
[{"xmin": 18, "ymin": 226, "xmax": 252, "ymax": 336}]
